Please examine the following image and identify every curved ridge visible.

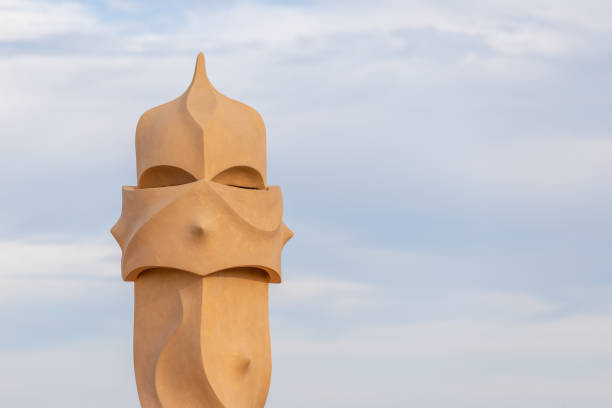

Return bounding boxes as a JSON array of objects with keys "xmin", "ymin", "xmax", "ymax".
[
  {"xmin": 133, "ymin": 52, "xmax": 268, "ymax": 185},
  {"xmin": 155, "ymin": 278, "xmax": 223, "ymax": 407},
  {"xmin": 206, "ymin": 182, "xmax": 284, "ymax": 233},
  {"xmin": 136, "ymin": 288, "xmax": 182, "ymax": 408},
  {"xmin": 183, "ymin": 52, "xmax": 218, "ymax": 131},
  {"xmin": 117, "ymin": 179, "xmax": 287, "ymax": 283},
  {"xmin": 133, "ymin": 270, "xmax": 198, "ymax": 407},
  {"xmin": 113, "ymin": 181, "xmax": 200, "ymax": 253},
  {"xmin": 181, "ymin": 52, "xmax": 261, "ymax": 133}
]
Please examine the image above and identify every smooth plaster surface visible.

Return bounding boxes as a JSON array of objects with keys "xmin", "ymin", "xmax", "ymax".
[{"xmin": 111, "ymin": 53, "xmax": 292, "ymax": 408}]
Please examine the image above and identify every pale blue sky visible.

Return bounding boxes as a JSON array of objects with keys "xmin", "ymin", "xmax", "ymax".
[{"xmin": 1, "ymin": 1, "xmax": 612, "ymax": 407}]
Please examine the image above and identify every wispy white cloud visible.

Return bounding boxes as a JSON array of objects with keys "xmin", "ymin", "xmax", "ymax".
[
  {"xmin": 274, "ymin": 314, "xmax": 612, "ymax": 360},
  {"xmin": 269, "ymin": 280, "xmax": 612, "ymax": 407},
  {"xmin": 0, "ymin": 239, "xmax": 117, "ymax": 278},
  {"xmin": 0, "ymin": 238, "xmax": 119, "ymax": 304},
  {"xmin": 0, "ymin": 0, "xmax": 99, "ymax": 41},
  {"xmin": 0, "ymin": 236, "xmax": 610, "ymax": 407},
  {"xmin": 1, "ymin": 1, "xmax": 612, "ymax": 407},
  {"xmin": 272, "ymin": 273, "xmax": 374, "ymax": 315},
  {"xmin": 0, "ymin": 337, "xmax": 138, "ymax": 407}
]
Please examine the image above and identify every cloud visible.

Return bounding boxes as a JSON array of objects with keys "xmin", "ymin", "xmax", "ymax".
[
  {"xmin": 273, "ymin": 314, "xmax": 612, "ymax": 359},
  {"xmin": 1, "ymin": 1, "xmax": 612, "ymax": 407},
  {"xmin": 0, "ymin": 337, "xmax": 138, "ymax": 407},
  {"xmin": 269, "ymin": 285, "xmax": 612, "ymax": 407},
  {"xmin": 0, "ymin": 239, "xmax": 117, "ymax": 278},
  {"xmin": 0, "ymin": 0, "xmax": 99, "ymax": 42},
  {"xmin": 0, "ymin": 239, "xmax": 129, "ymax": 350},
  {"xmin": 0, "ymin": 237, "xmax": 610, "ymax": 407}
]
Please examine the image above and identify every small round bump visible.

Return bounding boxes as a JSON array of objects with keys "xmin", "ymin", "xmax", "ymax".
[{"xmin": 190, "ymin": 223, "xmax": 205, "ymax": 238}]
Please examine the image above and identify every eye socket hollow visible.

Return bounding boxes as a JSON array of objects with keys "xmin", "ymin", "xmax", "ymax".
[
  {"xmin": 137, "ymin": 165, "xmax": 265, "ymax": 189},
  {"xmin": 212, "ymin": 166, "xmax": 265, "ymax": 189},
  {"xmin": 138, "ymin": 165, "xmax": 197, "ymax": 188}
]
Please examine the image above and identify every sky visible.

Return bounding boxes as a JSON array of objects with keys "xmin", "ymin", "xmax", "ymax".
[{"xmin": 1, "ymin": 0, "xmax": 612, "ymax": 406}]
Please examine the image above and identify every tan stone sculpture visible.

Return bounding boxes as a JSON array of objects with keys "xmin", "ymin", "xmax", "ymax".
[{"xmin": 111, "ymin": 53, "xmax": 293, "ymax": 407}]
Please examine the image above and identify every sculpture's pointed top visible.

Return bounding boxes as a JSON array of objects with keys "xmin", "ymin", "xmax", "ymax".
[
  {"xmin": 136, "ymin": 52, "xmax": 267, "ymax": 186},
  {"xmin": 195, "ymin": 52, "xmax": 205, "ymax": 76},
  {"xmin": 189, "ymin": 52, "xmax": 212, "ymax": 90}
]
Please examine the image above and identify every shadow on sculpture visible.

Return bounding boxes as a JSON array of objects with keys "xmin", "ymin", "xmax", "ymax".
[{"xmin": 111, "ymin": 53, "xmax": 292, "ymax": 407}]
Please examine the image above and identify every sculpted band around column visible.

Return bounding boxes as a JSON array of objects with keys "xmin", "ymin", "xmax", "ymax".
[
  {"xmin": 112, "ymin": 179, "xmax": 292, "ymax": 283},
  {"xmin": 111, "ymin": 53, "xmax": 292, "ymax": 408}
]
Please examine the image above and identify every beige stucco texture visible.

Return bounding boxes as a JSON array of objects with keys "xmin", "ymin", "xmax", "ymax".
[
  {"xmin": 112, "ymin": 179, "xmax": 292, "ymax": 283},
  {"xmin": 135, "ymin": 53, "xmax": 268, "ymax": 190},
  {"xmin": 111, "ymin": 53, "xmax": 292, "ymax": 408}
]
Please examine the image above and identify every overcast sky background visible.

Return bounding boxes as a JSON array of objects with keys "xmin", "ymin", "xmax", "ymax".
[{"xmin": 1, "ymin": 0, "xmax": 612, "ymax": 406}]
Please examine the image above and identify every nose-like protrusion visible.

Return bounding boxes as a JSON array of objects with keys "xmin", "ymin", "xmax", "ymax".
[{"xmin": 190, "ymin": 222, "xmax": 206, "ymax": 239}]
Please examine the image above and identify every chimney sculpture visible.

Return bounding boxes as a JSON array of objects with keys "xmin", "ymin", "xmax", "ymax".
[{"xmin": 111, "ymin": 53, "xmax": 293, "ymax": 407}]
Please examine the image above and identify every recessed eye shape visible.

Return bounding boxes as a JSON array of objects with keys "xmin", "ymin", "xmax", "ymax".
[
  {"xmin": 211, "ymin": 166, "xmax": 265, "ymax": 190},
  {"xmin": 138, "ymin": 165, "xmax": 264, "ymax": 189},
  {"xmin": 138, "ymin": 165, "xmax": 197, "ymax": 188}
]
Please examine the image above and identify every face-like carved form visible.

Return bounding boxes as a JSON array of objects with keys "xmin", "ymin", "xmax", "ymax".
[
  {"xmin": 112, "ymin": 179, "xmax": 292, "ymax": 283},
  {"xmin": 111, "ymin": 53, "xmax": 292, "ymax": 408}
]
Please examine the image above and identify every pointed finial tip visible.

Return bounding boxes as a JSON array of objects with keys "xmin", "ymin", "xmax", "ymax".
[
  {"xmin": 193, "ymin": 52, "xmax": 207, "ymax": 78},
  {"xmin": 187, "ymin": 51, "xmax": 212, "ymax": 89}
]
